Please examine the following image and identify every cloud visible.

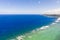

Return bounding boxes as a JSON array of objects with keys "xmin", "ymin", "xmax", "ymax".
[
  {"xmin": 42, "ymin": 8, "xmax": 60, "ymax": 14},
  {"xmin": 0, "ymin": 9, "xmax": 41, "ymax": 14}
]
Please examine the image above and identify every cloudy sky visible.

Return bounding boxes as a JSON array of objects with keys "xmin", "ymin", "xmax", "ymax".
[{"xmin": 0, "ymin": 0, "xmax": 60, "ymax": 14}]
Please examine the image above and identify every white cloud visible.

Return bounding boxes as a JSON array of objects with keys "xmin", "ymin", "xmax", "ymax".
[
  {"xmin": 0, "ymin": 9, "xmax": 41, "ymax": 14},
  {"xmin": 0, "ymin": 7, "xmax": 60, "ymax": 15},
  {"xmin": 42, "ymin": 8, "xmax": 60, "ymax": 14}
]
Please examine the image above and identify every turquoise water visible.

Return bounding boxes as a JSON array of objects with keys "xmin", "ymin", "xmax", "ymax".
[
  {"xmin": 0, "ymin": 15, "xmax": 57, "ymax": 40},
  {"xmin": 21, "ymin": 22, "xmax": 60, "ymax": 40}
]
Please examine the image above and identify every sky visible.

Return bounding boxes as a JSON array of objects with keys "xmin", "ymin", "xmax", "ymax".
[{"xmin": 0, "ymin": 0, "xmax": 60, "ymax": 14}]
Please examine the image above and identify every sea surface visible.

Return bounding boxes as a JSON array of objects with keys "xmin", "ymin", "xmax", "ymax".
[{"xmin": 0, "ymin": 15, "xmax": 57, "ymax": 40}]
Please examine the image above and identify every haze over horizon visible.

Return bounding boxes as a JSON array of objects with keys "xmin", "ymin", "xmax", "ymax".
[{"xmin": 0, "ymin": 0, "xmax": 60, "ymax": 14}]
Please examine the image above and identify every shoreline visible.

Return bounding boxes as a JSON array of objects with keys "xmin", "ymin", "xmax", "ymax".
[{"xmin": 43, "ymin": 14, "xmax": 60, "ymax": 17}]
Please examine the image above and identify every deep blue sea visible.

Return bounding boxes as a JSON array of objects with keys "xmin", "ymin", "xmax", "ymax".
[{"xmin": 0, "ymin": 15, "xmax": 57, "ymax": 40}]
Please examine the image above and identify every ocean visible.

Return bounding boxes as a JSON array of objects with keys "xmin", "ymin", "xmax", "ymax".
[{"xmin": 0, "ymin": 15, "xmax": 57, "ymax": 40}]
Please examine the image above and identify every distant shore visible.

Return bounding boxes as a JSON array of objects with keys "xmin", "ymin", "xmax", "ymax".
[{"xmin": 43, "ymin": 14, "xmax": 60, "ymax": 17}]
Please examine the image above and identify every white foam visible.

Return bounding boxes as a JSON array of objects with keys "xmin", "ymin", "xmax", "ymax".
[
  {"xmin": 40, "ymin": 27, "xmax": 45, "ymax": 30},
  {"xmin": 45, "ymin": 26, "xmax": 49, "ymax": 28},
  {"xmin": 51, "ymin": 23, "xmax": 56, "ymax": 25},
  {"xmin": 55, "ymin": 17, "xmax": 60, "ymax": 23},
  {"xmin": 39, "ymin": 25, "xmax": 50, "ymax": 30},
  {"xmin": 36, "ymin": 28, "xmax": 40, "ymax": 31},
  {"xmin": 10, "ymin": 39, "xmax": 16, "ymax": 40},
  {"xmin": 32, "ymin": 30, "xmax": 36, "ymax": 33},
  {"xmin": 20, "ymin": 35, "xmax": 25, "ymax": 38},
  {"xmin": 55, "ymin": 20, "xmax": 59, "ymax": 22},
  {"xmin": 57, "ymin": 17, "xmax": 60, "ymax": 21},
  {"xmin": 16, "ymin": 36, "xmax": 23, "ymax": 40}
]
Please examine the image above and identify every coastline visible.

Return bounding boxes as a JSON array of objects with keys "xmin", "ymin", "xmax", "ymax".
[{"xmin": 43, "ymin": 14, "xmax": 60, "ymax": 17}]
